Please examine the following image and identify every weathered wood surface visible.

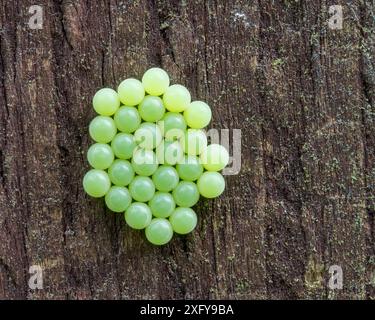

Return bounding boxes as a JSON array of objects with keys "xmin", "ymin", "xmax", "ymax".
[{"xmin": 0, "ymin": 0, "xmax": 374, "ymax": 299}]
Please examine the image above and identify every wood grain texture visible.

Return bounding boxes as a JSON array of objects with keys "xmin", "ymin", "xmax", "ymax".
[{"xmin": 0, "ymin": 0, "xmax": 374, "ymax": 299}]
